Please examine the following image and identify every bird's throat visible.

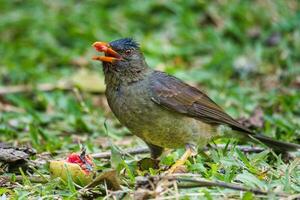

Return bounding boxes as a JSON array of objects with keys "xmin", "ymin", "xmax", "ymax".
[{"xmin": 103, "ymin": 63, "xmax": 152, "ymax": 90}]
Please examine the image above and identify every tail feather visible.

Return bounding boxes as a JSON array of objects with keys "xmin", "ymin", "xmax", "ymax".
[
  {"xmin": 231, "ymin": 125, "xmax": 300, "ymax": 152},
  {"xmin": 250, "ymin": 134, "xmax": 300, "ymax": 152}
]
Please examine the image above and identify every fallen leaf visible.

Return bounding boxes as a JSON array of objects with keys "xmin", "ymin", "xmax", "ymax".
[
  {"xmin": 291, "ymin": 76, "xmax": 300, "ymax": 89},
  {"xmin": 170, "ymin": 165, "xmax": 188, "ymax": 174},
  {"xmin": 134, "ymin": 176, "xmax": 170, "ymax": 199},
  {"xmin": 134, "ymin": 188, "xmax": 154, "ymax": 200},
  {"xmin": 233, "ymin": 55, "xmax": 258, "ymax": 75},
  {"xmin": 238, "ymin": 107, "xmax": 264, "ymax": 129},
  {"xmin": 137, "ymin": 158, "xmax": 160, "ymax": 171},
  {"xmin": 71, "ymin": 57, "xmax": 89, "ymax": 67},
  {"xmin": 0, "ymin": 143, "xmax": 36, "ymax": 173},
  {"xmin": 71, "ymin": 68, "xmax": 105, "ymax": 93},
  {"xmin": 135, "ymin": 176, "xmax": 160, "ymax": 191},
  {"xmin": 264, "ymin": 32, "xmax": 281, "ymax": 47},
  {"xmin": 247, "ymin": 26, "xmax": 261, "ymax": 40},
  {"xmin": 84, "ymin": 169, "xmax": 121, "ymax": 191}
]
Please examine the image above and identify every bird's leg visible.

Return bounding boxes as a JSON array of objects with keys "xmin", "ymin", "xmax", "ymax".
[
  {"xmin": 136, "ymin": 143, "xmax": 163, "ymax": 171},
  {"xmin": 146, "ymin": 142, "xmax": 164, "ymax": 159},
  {"xmin": 167, "ymin": 144, "xmax": 197, "ymax": 174}
]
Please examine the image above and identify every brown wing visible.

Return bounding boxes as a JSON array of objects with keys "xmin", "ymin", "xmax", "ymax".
[{"xmin": 150, "ymin": 71, "xmax": 252, "ymax": 134}]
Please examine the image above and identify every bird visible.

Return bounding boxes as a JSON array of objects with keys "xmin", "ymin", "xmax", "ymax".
[{"xmin": 92, "ymin": 38, "xmax": 300, "ymax": 173}]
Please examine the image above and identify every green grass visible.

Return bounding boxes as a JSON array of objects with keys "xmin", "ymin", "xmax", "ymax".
[{"xmin": 0, "ymin": 0, "xmax": 300, "ymax": 199}]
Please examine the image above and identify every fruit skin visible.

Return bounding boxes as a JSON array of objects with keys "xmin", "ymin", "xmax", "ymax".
[
  {"xmin": 49, "ymin": 153, "xmax": 95, "ymax": 186},
  {"xmin": 49, "ymin": 160, "xmax": 94, "ymax": 186}
]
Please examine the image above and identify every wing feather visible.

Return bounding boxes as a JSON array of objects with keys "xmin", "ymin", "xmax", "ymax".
[{"xmin": 150, "ymin": 71, "xmax": 251, "ymax": 133}]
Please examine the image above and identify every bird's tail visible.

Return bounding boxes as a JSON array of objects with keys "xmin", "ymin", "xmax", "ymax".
[
  {"xmin": 250, "ymin": 134, "xmax": 300, "ymax": 152},
  {"xmin": 230, "ymin": 125, "xmax": 300, "ymax": 152}
]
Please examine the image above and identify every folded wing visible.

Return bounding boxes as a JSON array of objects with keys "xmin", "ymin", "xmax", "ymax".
[
  {"xmin": 150, "ymin": 71, "xmax": 251, "ymax": 133},
  {"xmin": 149, "ymin": 71, "xmax": 300, "ymax": 152}
]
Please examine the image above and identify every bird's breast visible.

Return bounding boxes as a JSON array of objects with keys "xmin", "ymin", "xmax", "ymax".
[
  {"xmin": 105, "ymin": 80, "xmax": 217, "ymax": 149},
  {"xmin": 106, "ymin": 80, "xmax": 155, "ymax": 132}
]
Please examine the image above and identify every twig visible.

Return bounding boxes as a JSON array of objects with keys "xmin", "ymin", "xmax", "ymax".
[
  {"xmin": 287, "ymin": 193, "xmax": 300, "ymax": 200},
  {"xmin": 0, "ymin": 175, "xmax": 49, "ymax": 184},
  {"xmin": 0, "ymin": 174, "xmax": 288, "ymax": 197},
  {"xmin": 0, "ymin": 103, "xmax": 25, "ymax": 113},
  {"xmin": 208, "ymin": 144, "xmax": 265, "ymax": 153},
  {"xmin": 165, "ymin": 175, "xmax": 287, "ymax": 197},
  {"xmin": 91, "ymin": 145, "xmax": 264, "ymax": 159},
  {"xmin": 177, "ymin": 178, "xmax": 267, "ymax": 195},
  {"xmin": 92, "ymin": 147, "xmax": 150, "ymax": 159},
  {"xmin": 0, "ymin": 80, "xmax": 72, "ymax": 95}
]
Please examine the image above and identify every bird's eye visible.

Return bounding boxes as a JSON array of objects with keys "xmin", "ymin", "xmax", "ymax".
[{"xmin": 125, "ymin": 49, "xmax": 132, "ymax": 55}]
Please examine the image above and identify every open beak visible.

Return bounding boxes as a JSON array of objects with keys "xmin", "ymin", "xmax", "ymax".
[{"xmin": 92, "ymin": 42, "xmax": 122, "ymax": 63}]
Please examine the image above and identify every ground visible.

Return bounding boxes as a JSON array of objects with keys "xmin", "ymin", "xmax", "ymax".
[{"xmin": 0, "ymin": 1, "xmax": 300, "ymax": 199}]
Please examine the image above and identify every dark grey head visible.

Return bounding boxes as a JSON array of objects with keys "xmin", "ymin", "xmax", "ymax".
[
  {"xmin": 109, "ymin": 38, "xmax": 139, "ymax": 51},
  {"xmin": 92, "ymin": 38, "xmax": 149, "ymax": 84},
  {"xmin": 93, "ymin": 38, "xmax": 146, "ymax": 70}
]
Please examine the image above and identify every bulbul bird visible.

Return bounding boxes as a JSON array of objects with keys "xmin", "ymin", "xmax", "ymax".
[{"xmin": 92, "ymin": 38, "xmax": 300, "ymax": 173}]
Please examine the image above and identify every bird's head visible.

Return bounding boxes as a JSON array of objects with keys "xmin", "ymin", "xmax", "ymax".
[{"xmin": 92, "ymin": 38, "xmax": 146, "ymax": 73}]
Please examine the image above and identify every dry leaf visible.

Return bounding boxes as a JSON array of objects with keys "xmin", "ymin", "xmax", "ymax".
[
  {"xmin": 85, "ymin": 169, "xmax": 121, "ymax": 191},
  {"xmin": 0, "ymin": 143, "xmax": 36, "ymax": 172},
  {"xmin": 134, "ymin": 188, "xmax": 154, "ymax": 200},
  {"xmin": 71, "ymin": 68, "xmax": 105, "ymax": 93},
  {"xmin": 238, "ymin": 107, "xmax": 264, "ymax": 129},
  {"xmin": 137, "ymin": 158, "xmax": 160, "ymax": 171}
]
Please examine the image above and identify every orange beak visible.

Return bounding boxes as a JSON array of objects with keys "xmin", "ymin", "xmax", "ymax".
[{"xmin": 92, "ymin": 42, "xmax": 122, "ymax": 63}]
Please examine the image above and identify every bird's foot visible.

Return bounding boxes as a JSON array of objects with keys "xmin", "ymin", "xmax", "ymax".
[{"xmin": 166, "ymin": 144, "xmax": 196, "ymax": 174}]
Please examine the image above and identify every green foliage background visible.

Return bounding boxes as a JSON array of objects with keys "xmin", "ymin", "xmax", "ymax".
[{"xmin": 0, "ymin": 0, "xmax": 299, "ymax": 199}]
